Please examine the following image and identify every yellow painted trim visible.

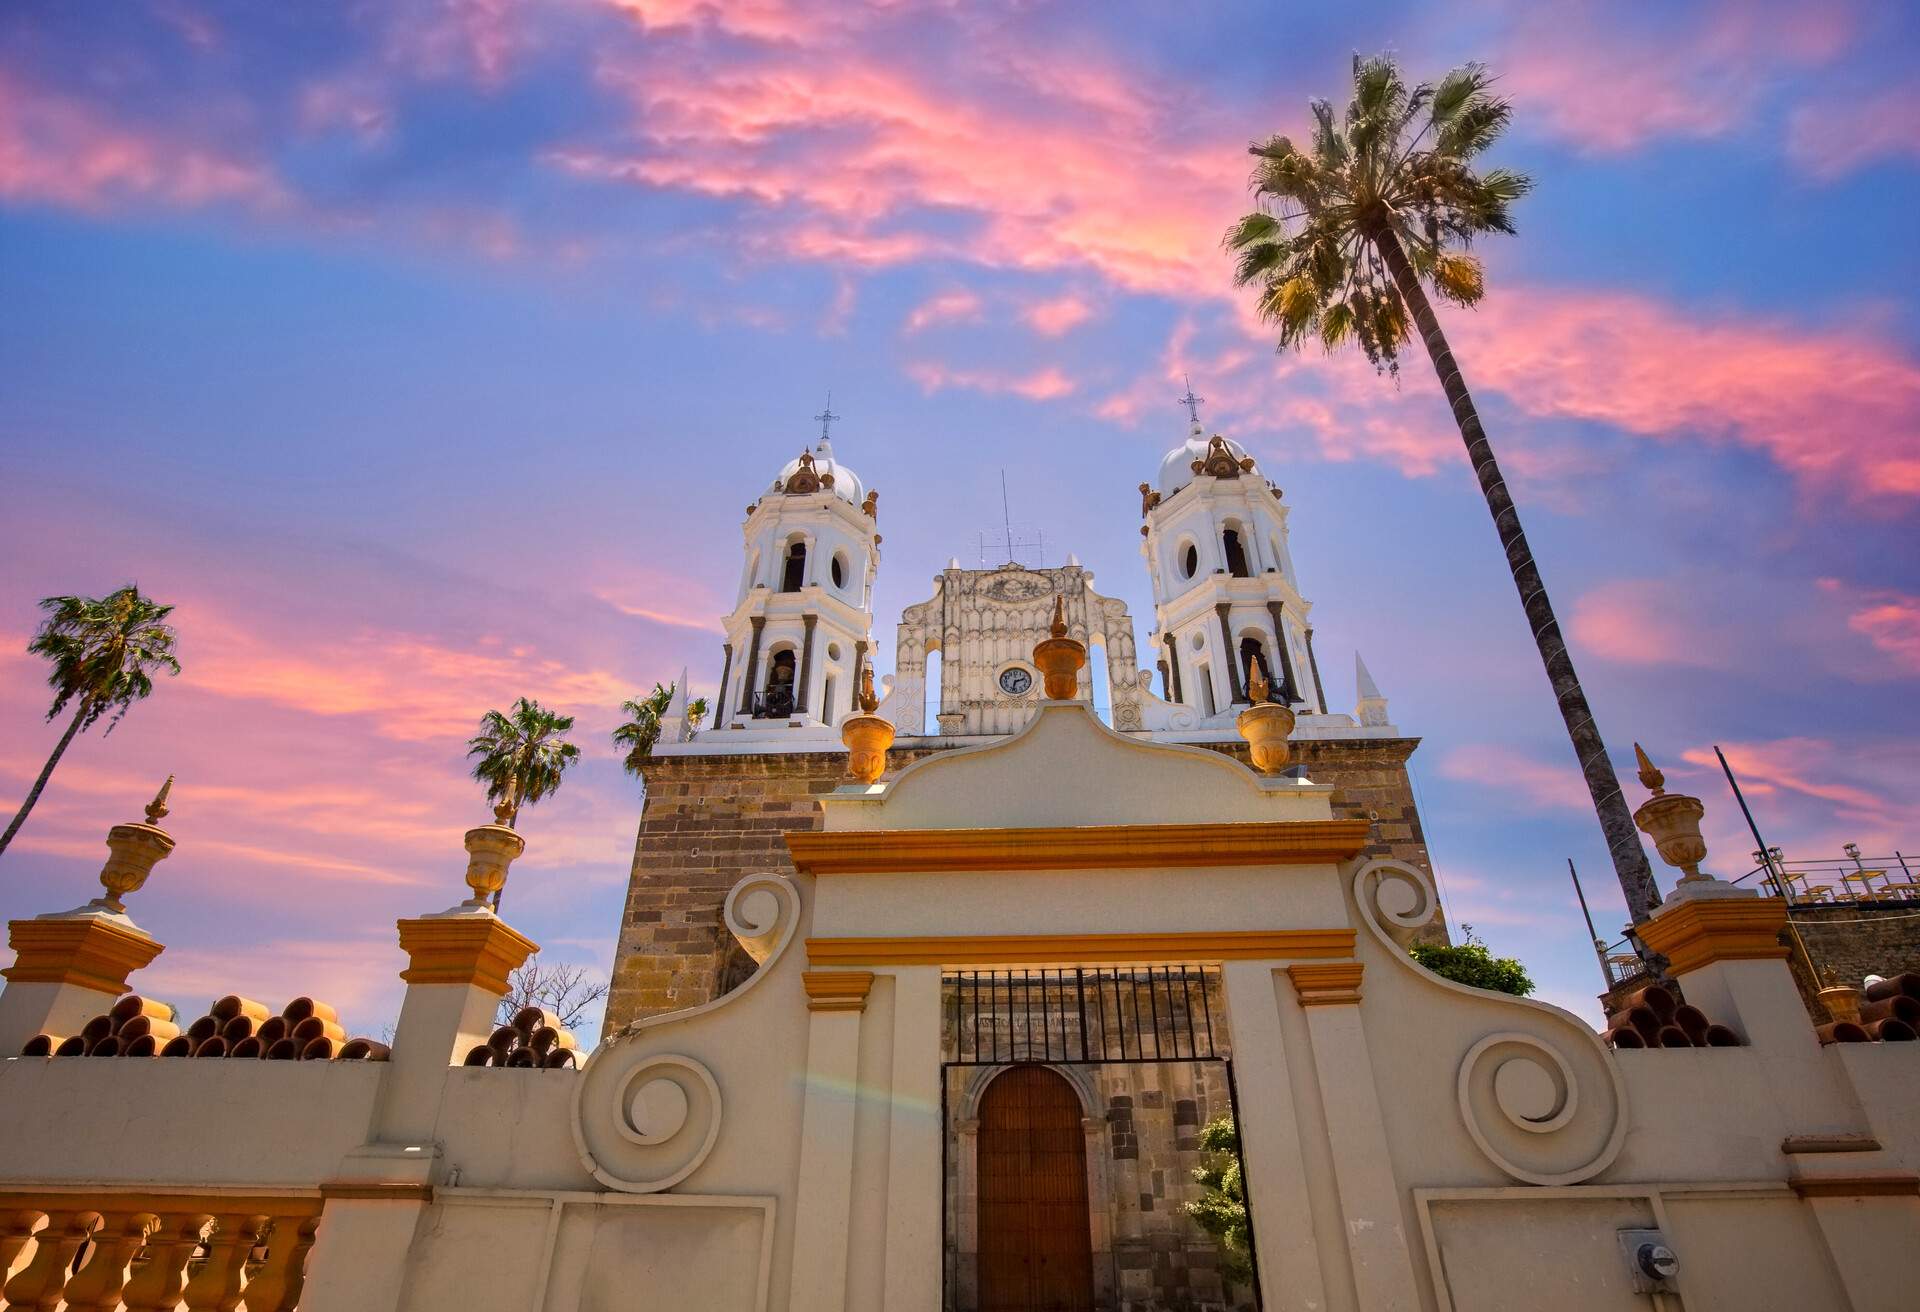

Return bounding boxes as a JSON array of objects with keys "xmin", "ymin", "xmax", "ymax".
[
  {"xmin": 1287, "ymin": 961, "xmax": 1364, "ymax": 1006},
  {"xmin": 396, "ymin": 916, "xmax": 539, "ymax": 995},
  {"xmin": 2, "ymin": 917, "xmax": 163, "ymax": 995},
  {"xmin": 806, "ymin": 929, "xmax": 1356, "ymax": 967},
  {"xmin": 1635, "ymin": 897, "xmax": 1789, "ymax": 976},
  {"xmin": 786, "ymin": 820, "xmax": 1371, "ymax": 874},
  {"xmin": 802, "ymin": 970, "xmax": 876, "ymax": 1012},
  {"xmin": 0, "ymin": 1189, "xmax": 324, "ymax": 1217}
]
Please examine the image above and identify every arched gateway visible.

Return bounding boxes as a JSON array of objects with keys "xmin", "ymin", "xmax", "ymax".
[{"xmin": 977, "ymin": 1064, "xmax": 1096, "ymax": 1312}]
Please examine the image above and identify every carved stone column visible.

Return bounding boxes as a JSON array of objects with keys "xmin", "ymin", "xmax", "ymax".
[
  {"xmin": 1265, "ymin": 601, "xmax": 1300, "ymax": 704},
  {"xmin": 1215, "ymin": 603, "xmax": 1244, "ymax": 705},
  {"xmin": 738, "ymin": 616, "xmax": 765, "ymax": 715},
  {"xmin": 715, "ymin": 642, "xmax": 734, "ymax": 728},
  {"xmin": 798, "ymin": 613, "xmax": 818, "ymax": 720}
]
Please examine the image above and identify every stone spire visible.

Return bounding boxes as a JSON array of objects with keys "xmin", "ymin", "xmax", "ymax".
[{"xmin": 1355, "ymin": 652, "xmax": 1390, "ymax": 727}]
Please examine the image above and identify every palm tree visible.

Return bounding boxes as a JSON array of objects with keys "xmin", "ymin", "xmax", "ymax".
[
  {"xmin": 612, "ymin": 684, "xmax": 676, "ymax": 776},
  {"xmin": 467, "ymin": 697, "xmax": 580, "ymax": 828},
  {"xmin": 1, "ymin": 586, "xmax": 181, "ymax": 858},
  {"xmin": 1225, "ymin": 55, "xmax": 1660, "ymax": 922}
]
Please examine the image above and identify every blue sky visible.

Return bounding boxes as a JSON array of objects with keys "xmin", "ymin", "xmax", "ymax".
[{"xmin": 2, "ymin": 0, "xmax": 1917, "ymax": 1035}]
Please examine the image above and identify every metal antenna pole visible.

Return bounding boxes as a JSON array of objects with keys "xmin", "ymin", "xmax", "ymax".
[
  {"xmin": 1714, "ymin": 746, "xmax": 1782, "ymax": 898},
  {"xmin": 1568, "ymin": 859, "xmax": 1611, "ymax": 989},
  {"xmin": 1000, "ymin": 469, "xmax": 1014, "ymax": 563},
  {"xmin": 1715, "ymin": 744, "xmax": 1822, "ymax": 983}
]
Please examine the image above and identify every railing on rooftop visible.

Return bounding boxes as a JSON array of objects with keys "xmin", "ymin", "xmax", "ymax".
[{"xmin": 1597, "ymin": 847, "xmax": 1918, "ymax": 989}]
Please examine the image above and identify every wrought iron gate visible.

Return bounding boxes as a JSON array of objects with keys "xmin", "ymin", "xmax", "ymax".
[{"xmin": 940, "ymin": 967, "xmax": 1263, "ymax": 1312}]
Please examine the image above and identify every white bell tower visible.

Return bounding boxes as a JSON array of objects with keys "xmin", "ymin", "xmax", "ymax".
[
  {"xmin": 713, "ymin": 409, "xmax": 880, "ymax": 742},
  {"xmin": 1140, "ymin": 386, "xmax": 1325, "ymax": 725}
]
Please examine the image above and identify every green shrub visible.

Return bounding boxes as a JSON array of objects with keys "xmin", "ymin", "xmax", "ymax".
[
  {"xmin": 1409, "ymin": 924, "xmax": 1534, "ymax": 996},
  {"xmin": 1184, "ymin": 1115, "xmax": 1253, "ymax": 1286}
]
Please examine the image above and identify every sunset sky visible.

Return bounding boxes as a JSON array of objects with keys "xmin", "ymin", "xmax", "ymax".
[{"xmin": 2, "ymin": 0, "xmax": 1917, "ymax": 1037}]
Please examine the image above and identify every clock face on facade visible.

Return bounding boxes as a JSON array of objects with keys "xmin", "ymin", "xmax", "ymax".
[{"xmin": 998, "ymin": 666, "xmax": 1034, "ymax": 696}]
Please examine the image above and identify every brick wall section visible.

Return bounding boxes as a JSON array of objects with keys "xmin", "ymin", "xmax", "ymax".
[{"xmin": 603, "ymin": 735, "xmax": 1441, "ymax": 1038}]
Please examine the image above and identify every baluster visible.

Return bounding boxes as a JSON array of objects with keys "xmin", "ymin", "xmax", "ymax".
[
  {"xmin": 181, "ymin": 1213, "xmax": 267, "ymax": 1312},
  {"xmin": 62, "ymin": 1210, "xmax": 157, "ymax": 1311},
  {"xmin": 240, "ymin": 1216, "xmax": 319, "ymax": 1312},
  {"xmin": 123, "ymin": 1212, "xmax": 211, "ymax": 1312},
  {"xmin": 0, "ymin": 1210, "xmax": 46, "ymax": 1287},
  {"xmin": 1, "ymin": 1209, "xmax": 100, "ymax": 1311}
]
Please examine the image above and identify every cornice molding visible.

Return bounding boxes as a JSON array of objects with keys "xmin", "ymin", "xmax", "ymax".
[
  {"xmin": 786, "ymin": 820, "xmax": 1370, "ymax": 875},
  {"xmin": 801, "ymin": 969, "xmax": 876, "ymax": 1012},
  {"xmin": 806, "ymin": 929, "xmax": 1357, "ymax": 967},
  {"xmin": 1635, "ymin": 897, "xmax": 1790, "ymax": 976},
  {"xmin": 1287, "ymin": 961, "xmax": 1365, "ymax": 1006}
]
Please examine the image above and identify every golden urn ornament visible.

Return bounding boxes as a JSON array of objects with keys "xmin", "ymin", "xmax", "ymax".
[
  {"xmin": 840, "ymin": 663, "xmax": 895, "ymax": 785},
  {"xmin": 95, "ymin": 776, "xmax": 178, "ymax": 913},
  {"xmin": 1630, "ymin": 744, "xmax": 1711, "ymax": 884},
  {"xmin": 1235, "ymin": 663, "xmax": 1296, "ymax": 774},
  {"xmin": 461, "ymin": 783, "xmax": 527, "ymax": 909},
  {"xmin": 1031, "ymin": 596, "xmax": 1087, "ymax": 699}
]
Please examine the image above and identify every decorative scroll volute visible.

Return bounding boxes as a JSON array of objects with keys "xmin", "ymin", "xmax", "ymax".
[{"xmin": 1351, "ymin": 858, "xmax": 1628, "ymax": 1187}]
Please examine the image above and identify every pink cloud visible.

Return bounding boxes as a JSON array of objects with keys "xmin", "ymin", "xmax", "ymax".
[
  {"xmin": 1679, "ymin": 738, "xmax": 1888, "ymax": 821},
  {"xmin": 1439, "ymin": 744, "xmax": 1595, "ymax": 812},
  {"xmin": 1499, "ymin": 0, "xmax": 1854, "ymax": 153},
  {"xmin": 1448, "ymin": 288, "xmax": 1920, "ymax": 501},
  {"xmin": 562, "ymin": 41, "xmax": 1245, "ymax": 298},
  {"xmin": 1788, "ymin": 85, "xmax": 1920, "ymax": 180},
  {"xmin": 1822, "ymin": 578, "xmax": 1920, "ymax": 674},
  {"xmin": 904, "ymin": 289, "xmax": 985, "ymax": 334},
  {"xmin": 1568, "ymin": 580, "xmax": 1723, "ymax": 669},
  {"xmin": 0, "ymin": 71, "xmax": 282, "ymax": 213},
  {"xmin": 1024, "ymin": 294, "xmax": 1093, "ymax": 338},
  {"xmin": 907, "ymin": 361, "xmax": 1075, "ymax": 401}
]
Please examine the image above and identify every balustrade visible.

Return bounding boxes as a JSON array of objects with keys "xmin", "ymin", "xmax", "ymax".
[{"xmin": 0, "ymin": 1194, "xmax": 320, "ymax": 1312}]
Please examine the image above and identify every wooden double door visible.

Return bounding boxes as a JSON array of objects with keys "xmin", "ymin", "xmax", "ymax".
[{"xmin": 977, "ymin": 1064, "xmax": 1096, "ymax": 1312}]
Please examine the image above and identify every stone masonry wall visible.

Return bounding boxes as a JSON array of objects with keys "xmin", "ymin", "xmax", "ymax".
[{"xmin": 603, "ymin": 735, "xmax": 1440, "ymax": 1037}]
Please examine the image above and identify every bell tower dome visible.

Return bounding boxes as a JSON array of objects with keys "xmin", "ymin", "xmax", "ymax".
[
  {"xmin": 712, "ymin": 421, "xmax": 880, "ymax": 740},
  {"xmin": 1139, "ymin": 404, "xmax": 1323, "ymax": 724}
]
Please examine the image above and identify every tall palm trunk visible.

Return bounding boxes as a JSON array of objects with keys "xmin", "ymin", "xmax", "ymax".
[
  {"xmin": 1373, "ymin": 226, "xmax": 1662, "ymax": 924},
  {"xmin": 0, "ymin": 703, "xmax": 88, "ymax": 858}
]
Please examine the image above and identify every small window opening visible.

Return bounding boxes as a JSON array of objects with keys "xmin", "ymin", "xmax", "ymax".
[
  {"xmin": 831, "ymin": 553, "xmax": 847, "ymax": 588},
  {"xmin": 781, "ymin": 542, "xmax": 807, "ymax": 593},
  {"xmin": 764, "ymin": 650, "xmax": 797, "ymax": 716},
  {"xmin": 1222, "ymin": 529, "xmax": 1250, "ymax": 578},
  {"xmin": 1181, "ymin": 543, "xmax": 1199, "ymax": 579},
  {"xmin": 1197, "ymin": 663, "xmax": 1216, "ymax": 716}
]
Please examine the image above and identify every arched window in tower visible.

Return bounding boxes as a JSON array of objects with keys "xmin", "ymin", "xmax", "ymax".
[
  {"xmin": 781, "ymin": 541, "xmax": 807, "ymax": 592},
  {"xmin": 831, "ymin": 551, "xmax": 847, "ymax": 589},
  {"xmin": 763, "ymin": 649, "xmax": 797, "ymax": 717},
  {"xmin": 1239, "ymin": 634, "xmax": 1273, "ymax": 694},
  {"xmin": 1222, "ymin": 528, "xmax": 1250, "ymax": 578},
  {"xmin": 1181, "ymin": 542, "xmax": 1199, "ymax": 580}
]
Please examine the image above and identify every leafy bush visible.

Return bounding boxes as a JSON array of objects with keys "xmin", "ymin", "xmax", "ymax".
[
  {"xmin": 1409, "ymin": 924, "xmax": 1534, "ymax": 996},
  {"xmin": 1184, "ymin": 1115, "xmax": 1253, "ymax": 1286}
]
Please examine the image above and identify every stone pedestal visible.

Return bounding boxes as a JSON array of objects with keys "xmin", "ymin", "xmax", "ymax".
[{"xmin": 0, "ymin": 913, "xmax": 164, "ymax": 1052}]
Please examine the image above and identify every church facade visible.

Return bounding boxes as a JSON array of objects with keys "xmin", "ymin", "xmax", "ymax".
[
  {"xmin": 606, "ymin": 418, "xmax": 1439, "ymax": 1033},
  {"xmin": 2, "ymin": 415, "xmax": 1918, "ymax": 1311}
]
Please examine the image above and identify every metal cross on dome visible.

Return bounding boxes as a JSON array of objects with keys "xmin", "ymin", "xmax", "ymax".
[
  {"xmin": 1178, "ymin": 375, "xmax": 1205, "ymax": 426},
  {"xmin": 813, "ymin": 393, "xmax": 841, "ymax": 442}
]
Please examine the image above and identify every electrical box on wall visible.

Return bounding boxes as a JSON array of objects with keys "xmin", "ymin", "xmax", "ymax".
[{"xmin": 1618, "ymin": 1229, "xmax": 1679, "ymax": 1295}]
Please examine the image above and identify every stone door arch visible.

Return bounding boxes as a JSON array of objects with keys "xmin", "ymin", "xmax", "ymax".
[{"xmin": 977, "ymin": 1064, "xmax": 1096, "ymax": 1312}]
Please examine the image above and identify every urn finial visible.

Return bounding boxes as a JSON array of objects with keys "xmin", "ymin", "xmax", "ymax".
[{"xmin": 1032, "ymin": 595, "xmax": 1087, "ymax": 699}]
